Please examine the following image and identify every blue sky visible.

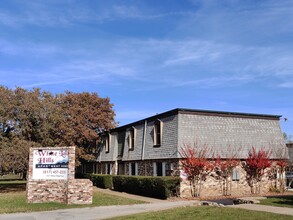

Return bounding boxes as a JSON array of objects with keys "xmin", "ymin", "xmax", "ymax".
[{"xmin": 0, "ymin": 0, "xmax": 293, "ymax": 137}]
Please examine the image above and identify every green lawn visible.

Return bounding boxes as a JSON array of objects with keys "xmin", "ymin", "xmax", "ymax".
[
  {"xmin": 0, "ymin": 174, "xmax": 22, "ymax": 180},
  {"xmin": 108, "ymin": 206, "xmax": 293, "ymax": 220},
  {"xmin": 0, "ymin": 180, "xmax": 27, "ymax": 193},
  {"xmin": 0, "ymin": 190, "xmax": 145, "ymax": 214},
  {"xmin": 259, "ymin": 195, "xmax": 293, "ymax": 208}
]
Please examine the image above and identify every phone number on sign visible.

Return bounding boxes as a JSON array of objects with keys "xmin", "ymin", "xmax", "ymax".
[{"xmin": 43, "ymin": 170, "xmax": 67, "ymax": 175}]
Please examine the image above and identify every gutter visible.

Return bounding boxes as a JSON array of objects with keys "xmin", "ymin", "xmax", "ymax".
[{"xmin": 141, "ymin": 120, "xmax": 147, "ymax": 161}]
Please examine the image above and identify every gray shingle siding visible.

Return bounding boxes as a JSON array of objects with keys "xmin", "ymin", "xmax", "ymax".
[
  {"xmin": 96, "ymin": 108, "xmax": 287, "ymax": 163},
  {"xmin": 178, "ymin": 113, "xmax": 287, "ymax": 159},
  {"xmin": 122, "ymin": 123, "xmax": 144, "ymax": 161},
  {"xmin": 143, "ymin": 114, "xmax": 178, "ymax": 160},
  {"xmin": 97, "ymin": 132, "xmax": 118, "ymax": 162}
]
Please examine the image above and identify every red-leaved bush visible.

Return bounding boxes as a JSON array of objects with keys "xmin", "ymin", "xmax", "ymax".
[
  {"xmin": 213, "ymin": 156, "xmax": 239, "ymax": 195},
  {"xmin": 242, "ymin": 147, "xmax": 272, "ymax": 194},
  {"xmin": 180, "ymin": 146, "xmax": 213, "ymax": 197}
]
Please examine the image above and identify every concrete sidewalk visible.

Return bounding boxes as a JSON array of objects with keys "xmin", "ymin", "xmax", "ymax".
[{"xmin": 0, "ymin": 200, "xmax": 197, "ymax": 220}]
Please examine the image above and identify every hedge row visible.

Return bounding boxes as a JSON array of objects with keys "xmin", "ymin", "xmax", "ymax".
[
  {"xmin": 88, "ymin": 174, "xmax": 113, "ymax": 189},
  {"xmin": 87, "ymin": 174, "xmax": 180, "ymax": 199},
  {"xmin": 113, "ymin": 176, "xmax": 180, "ymax": 199}
]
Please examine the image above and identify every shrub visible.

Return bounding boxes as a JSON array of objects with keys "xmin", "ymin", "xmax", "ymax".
[
  {"xmin": 112, "ymin": 176, "xmax": 180, "ymax": 199},
  {"xmin": 89, "ymin": 174, "xmax": 113, "ymax": 189},
  {"xmin": 75, "ymin": 173, "xmax": 87, "ymax": 179}
]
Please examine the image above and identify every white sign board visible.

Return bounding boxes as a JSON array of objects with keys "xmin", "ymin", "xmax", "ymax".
[{"xmin": 32, "ymin": 149, "xmax": 69, "ymax": 180}]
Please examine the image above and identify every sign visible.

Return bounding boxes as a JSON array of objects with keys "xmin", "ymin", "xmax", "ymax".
[{"xmin": 32, "ymin": 149, "xmax": 69, "ymax": 180}]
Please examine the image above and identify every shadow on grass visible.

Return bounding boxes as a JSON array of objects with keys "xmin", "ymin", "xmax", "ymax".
[
  {"xmin": 263, "ymin": 195, "xmax": 293, "ymax": 207},
  {"xmin": 0, "ymin": 182, "xmax": 26, "ymax": 193}
]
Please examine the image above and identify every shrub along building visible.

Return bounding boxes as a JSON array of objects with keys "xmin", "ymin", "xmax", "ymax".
[{"xmin": 82, "ymin": 108, "xmax": 288, "ymax": 197}]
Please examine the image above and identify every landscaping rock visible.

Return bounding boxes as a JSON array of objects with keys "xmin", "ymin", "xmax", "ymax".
[
  {"xmin": 233, "ymin": 197, "xmax": 267, "ymax": 205},
  {"xmin": 199, "ymin": 201, "xmax": 224, "ymax": 207}
]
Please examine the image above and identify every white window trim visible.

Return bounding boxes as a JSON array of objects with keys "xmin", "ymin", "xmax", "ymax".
[
  {"xmin": 162, "ymin": 162, "xmax": 166, "ymax": 177},
  {"xmin": 105, "ymin": 163, "xmax": 108, "ymax": 174},
  {"xmin": 153, "ymin": 162, "xmax": 157, "ymax": 176},
  {"xmin": 135, "ymin": 162, "xmax": 138, "ymax": 176},
  {"xmin": 232, "ymin": 168, "xmax": 240, "ymax": 181}
]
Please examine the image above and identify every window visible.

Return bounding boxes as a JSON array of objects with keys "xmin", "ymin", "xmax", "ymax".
[
  {"xmin": 128, "ymin": 127, "xmax": 136, "ymax": 150},
  {"xmin": 129, "ymin": 162, "xmax": 138, "ymax": 176},
  {"xmin": 232, "ymin": 168, "xmax": 240, "ymax": 181},
  {"xmin": 154, "ymin": 120, "xmax": 163, "ymax": 146},
  {"xmin": 105, "ymin": 163, "xmax": 112, "ymax": 174},
  {"xmin": 105, "ymin": 133, "xmax": 110, "ymax": 153},
  {"xmin": 166, "ymin": 162, "xmax": 174, "ymax": 176},
  {"xmin": 153, "ymin": 162, "xmax": 166, "ymax": 176}
]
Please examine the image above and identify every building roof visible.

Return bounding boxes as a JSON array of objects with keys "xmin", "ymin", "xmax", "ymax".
[{"xmin": 112, "ymin": 108, "xmax": 282, "ymax": 132}]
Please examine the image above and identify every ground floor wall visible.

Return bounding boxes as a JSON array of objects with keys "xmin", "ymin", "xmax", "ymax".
[
  {"xmin": 83, "ymin": 159, "xmax": 284, "ymax": 198},
  {"xmin": 83, "ymin": 159, "xmax": 179, "ymax": 177},
  {"xmin": 180, "ymin": 164, "xmax": 284, "ymax": 197}
]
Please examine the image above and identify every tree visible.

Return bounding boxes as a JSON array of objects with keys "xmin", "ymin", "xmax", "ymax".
[
  {"xmin": 0, "ymin": 86, "xmax": 14, "ymax": 138},
  {"xmin": 283, "ymin": 132, "xmax": 293, "ymax": 143},
  {"xmin": 56, "ymin": 92, "xmax": 116, "ymax": 166},
  {"xmin": 213, "ymin": 156, "xmax": 239, "ymax": 196},
  {"xmin": 180, "ymin": 146, "xmax": 213, "ymax": 197},
  {"xmin": 0, "ymin": 86, "xmax": 117, "ymax": 176},
  {"xmin": 242, "ymin": 147, "xmax": 272, "ymax": 194}
]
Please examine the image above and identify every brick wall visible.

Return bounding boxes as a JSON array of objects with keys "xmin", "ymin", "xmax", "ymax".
[
  {"xmin": 67, "ymin": 179, "xmax": 93, "ymax": 204},
  {"xmin": 180, "ymin": 162, "xmax": 284, "ymax": 197},
  {"xmin": 26, "ymin": 146, "xmax": 92, "ymax": 204}
]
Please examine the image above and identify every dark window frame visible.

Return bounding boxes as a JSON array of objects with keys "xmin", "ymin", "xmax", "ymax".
[
  {"xmin": 105, "ymin": 133, "xmax": 110, "ymax": 153},
  {"xmin": 129, "ymin": 127, "xmax": 136, "ymax": 151},
  {"xmin": 154, "ymin": 120, "xmax": 163, "ymax": 147}
]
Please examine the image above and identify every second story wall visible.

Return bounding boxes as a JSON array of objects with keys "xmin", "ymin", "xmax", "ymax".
[
  {"xmin": 143, "ymin": 114, "xmax": 178, "ymax": 160},
  {"xmin": 178, "ymin": 112, "xmax": 287, "ymax": 159},
  {"xmin": 122, "ymin": 123, "xmax": 145, "ymax": 161},
  {"xmin": 97, "ymin": 132, "xmax": 118, "ymax": 162}
]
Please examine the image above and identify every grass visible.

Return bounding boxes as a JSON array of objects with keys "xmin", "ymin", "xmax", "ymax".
[
  {"xmin": 0, "ymin": 180, "xmax": 27, "ymax": 193},
  {"xmin": 108, "ymin": 206, "xmax": 293, "ymax": 220},
  {"xmin": 0, "ymin": 174, "xmax": 22, "ymax": 179},
  {"xmin": 259, "ymin": 195, "xmax": 293, "ymax": 208},
  {"xmin": 0, "ymin": 182, "xmax": 145, "ymax": 214}
]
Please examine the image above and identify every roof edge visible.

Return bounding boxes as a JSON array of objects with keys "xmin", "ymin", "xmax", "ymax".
[{"xmin": 111, "ymin": 108, "xmax": 282, "ymax": 132}]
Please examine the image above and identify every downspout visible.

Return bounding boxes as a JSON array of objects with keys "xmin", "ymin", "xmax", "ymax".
[
  {"xmin": 141, "ymin": 120, "xmax": 147, "ymax": 176},
  {"xmin": 141, "ymin": 120, "xmax": 147, "ymax": 161}
]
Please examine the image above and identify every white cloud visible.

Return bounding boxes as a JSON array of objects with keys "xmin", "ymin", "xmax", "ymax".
[
  {"xmin": 0, "ymin": 1, "xmax": 192, "ymax": 28},
  {"xmin": 278, "ymin": 82, "xmax": 293, "ymax": 88},
  {"xmin": 0, "ymin": 39, "xmax": 62, "ymax": 56}
]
